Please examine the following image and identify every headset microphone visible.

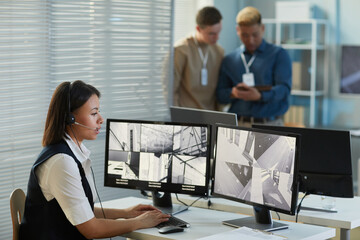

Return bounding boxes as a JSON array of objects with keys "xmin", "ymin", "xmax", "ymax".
[{"xmin": 74, "ymin": 122, "xmax": 98, "ymax": 131}]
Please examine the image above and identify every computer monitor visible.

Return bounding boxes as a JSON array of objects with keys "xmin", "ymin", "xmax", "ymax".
[
  {"xmin": 170, "ymin": 106, "xmax": 238, "ymax": 160},
  {"xmin": 340, "ymin": 45, "xmax": 360, "ymax": 94},
  {"xmin": 252, "ymin": 125, "xmax": 354, "ymax": 198},
  {"xmin": 212, "ymin": 124, "xmax": 300, "ymax": 231},
  {"xmin": 170, "ymin": 106, "xmax": 238, "ymax": 126},
  {"xmin": 104, "ymin": 118, "xmax": 211, "ymax": 214}
]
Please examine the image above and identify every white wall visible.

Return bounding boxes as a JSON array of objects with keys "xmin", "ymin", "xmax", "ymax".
[
  {"xmin": 214, "ymin": 0, "xmax": 242, "ymax": 54},
  {"xmin": 340, "ymin": 0, "xmax": 360, "ymax": 45}
]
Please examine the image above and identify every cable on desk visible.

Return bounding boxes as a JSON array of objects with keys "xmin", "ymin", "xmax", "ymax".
[
  {"xmin": 207, "ymin": 198, "xmax": 212, "ymax": 208},
  {"xmin": 174, "ymin": 193, "xmax": 204, "ymax": 209},
  {"xmin": 91, "ymin": 167, "xmax": 112, "ymax": 240},
  {"xmin": 296, "ymin": 192, "xmax": 310, "ymax": 222},
  {"xmin": 188, "ymin": 196, "xmax": 203, "ymax": 207},
  {"xmin": 275, "ymin": 211, "xmax": 280, "ymax": 220},
  {"xmin": 175, "ymin": 193, "xmax": 189, "ymax": 207},
  {"xmin": 140, "ymin": 190, "xmax": 151, "ymax": 198}
]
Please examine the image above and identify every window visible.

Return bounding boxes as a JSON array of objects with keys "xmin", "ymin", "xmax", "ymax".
[{"xmin": 0, "ymin": 0, "xmax": 173, "ymax": 238}]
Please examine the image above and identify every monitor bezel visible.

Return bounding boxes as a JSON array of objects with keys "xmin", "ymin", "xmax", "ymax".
[
  {"xmin": 211, "ymin": 124, "xmax": 301, "ymax": 216},
  {"xmin": 104, "ymin": 118, "xmax": 212, "ymax": 198}
]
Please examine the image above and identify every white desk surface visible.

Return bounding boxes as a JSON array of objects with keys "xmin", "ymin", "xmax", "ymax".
[
  {"xmin": 172, "ymin": 194, "xmax": 360, "ymax": 230},
  {"xmin": 99, "ymin": 196, "xmax": 335, "ymax": 240}
]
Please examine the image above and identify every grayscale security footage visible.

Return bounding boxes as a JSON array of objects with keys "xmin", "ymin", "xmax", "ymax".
[
  {"xmin": 214, "ymin": 127, "xmax": 296, "ymax": 211},
  {"xmin": 107, "ymin": 122, "xmax": 208, "ymax": 186}
]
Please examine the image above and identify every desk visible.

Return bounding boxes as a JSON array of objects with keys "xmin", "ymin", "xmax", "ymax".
[
  {"xmin": 172, "ymin": 194, "xmax": 360, "ymax": 240},
  {"xmin": 100, "ymin": 196, "xmax": 335, "ymax": 240}
]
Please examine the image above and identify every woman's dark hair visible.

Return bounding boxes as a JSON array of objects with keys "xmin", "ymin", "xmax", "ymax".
[{"xmin": 42, "ymin": 80, "xmax": 101, "ymax": 146}]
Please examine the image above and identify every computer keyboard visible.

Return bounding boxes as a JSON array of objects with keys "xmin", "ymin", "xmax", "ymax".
[{"xmin": 156, "ymin": 215, "xmax": 190, "ymax": 229}]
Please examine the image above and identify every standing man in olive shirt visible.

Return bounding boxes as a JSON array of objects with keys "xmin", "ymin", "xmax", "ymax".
[{"xmin": 173, "ymin": 6, "xmax": 224, "ymax": 110}]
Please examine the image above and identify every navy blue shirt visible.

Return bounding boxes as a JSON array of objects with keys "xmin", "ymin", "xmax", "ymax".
[{"xmin": 216, "ymin": 39, "xmax": 292, "ymax": 118}]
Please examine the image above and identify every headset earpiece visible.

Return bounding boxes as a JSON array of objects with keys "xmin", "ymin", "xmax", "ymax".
[
  {"xmin": 65, "ymin": 82, "xmax": 75, "ymax": 125},
  {"xmin": 66, "ymin": 112, "xmax": 75, "ymax": 125}
]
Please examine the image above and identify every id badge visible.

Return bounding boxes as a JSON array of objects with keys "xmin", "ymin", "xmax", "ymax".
[
  {"xmin": 201, "ymin": 68, "xmax": 208, "ymax": 86},
  {"xmin": 242, "ymin": 72, "xmax": 255, "ymax": 87}
]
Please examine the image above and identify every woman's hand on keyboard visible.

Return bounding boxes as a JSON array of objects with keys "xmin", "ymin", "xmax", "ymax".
[
  {"xmin": 134, "ymin": 210, "xmax": 170, "ymax": 229},
  {"xmin": 124, "ymin": 204, "xmax": 163, "ymax": 218}
]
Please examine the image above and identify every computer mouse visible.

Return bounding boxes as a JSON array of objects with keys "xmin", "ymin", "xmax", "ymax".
[{"xmin": 158, "ymin": 226, "xmax": 184, "ymax": 234}]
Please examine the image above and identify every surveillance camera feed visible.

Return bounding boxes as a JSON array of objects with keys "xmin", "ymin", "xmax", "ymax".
[
  {"xmin": 213, "ymin": 126, "xmax": 298, "ymax": 214},
  {"xmin": 105, "ymin": 120, "xmax": 210, "ymax": 196}
]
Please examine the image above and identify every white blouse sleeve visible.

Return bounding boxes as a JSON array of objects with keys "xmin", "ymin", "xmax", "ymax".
[{"xmin": 36, "ymin": 153, "xmax": 95, "ymax": 225}]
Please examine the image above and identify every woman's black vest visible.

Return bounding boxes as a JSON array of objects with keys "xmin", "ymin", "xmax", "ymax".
[{"xmin": 19, "ymin": 141, "xmax": 94, "ymax": 240}]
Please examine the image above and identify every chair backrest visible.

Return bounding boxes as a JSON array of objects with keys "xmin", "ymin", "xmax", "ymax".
[{"xmin": 10, "ymin": 188, "xmax": 26, "ymax": 240}]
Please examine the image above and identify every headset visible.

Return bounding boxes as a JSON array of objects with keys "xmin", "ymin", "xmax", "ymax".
[
  {"xmin": 65, "ymin": 83, "xmax": 76, "ymax": 125},
  {"xmin": 65, "ymin": 83, "xmax": 97, "ymax": 130}
]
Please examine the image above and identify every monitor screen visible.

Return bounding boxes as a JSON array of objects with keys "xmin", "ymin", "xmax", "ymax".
[
  {"xmin": 104, "ymin": 118, "xmax": 211, "ymax": 214},
  {"xmin": 212, "ymin": 125, "xmax": 300, "ymax": 231},
  {"xmin": 252, "ymin": 125, "xmax": 354, "ymax": 198},
  {"xmin": 340, "ymin": 45, "xmax": 360, "ymax": 94}
]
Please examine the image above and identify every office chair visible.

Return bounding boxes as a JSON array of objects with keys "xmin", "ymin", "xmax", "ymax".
[{"xmin": 10, "ymin": 188, "xmax": 25, "ymax": 240}]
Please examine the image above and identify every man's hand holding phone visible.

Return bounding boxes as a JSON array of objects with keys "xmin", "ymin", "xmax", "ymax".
[{"xmin": 231, "ymin": 83, "xmax": 261, "ymax": 101}]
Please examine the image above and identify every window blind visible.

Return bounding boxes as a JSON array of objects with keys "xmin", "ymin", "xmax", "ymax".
[
  {"xmin": 0, "ymin": 0, "xmax": 173, "ymax": 239},
  {"xmin": 173, "ymin": 0, "xmax": 214, "ymax": 42}
]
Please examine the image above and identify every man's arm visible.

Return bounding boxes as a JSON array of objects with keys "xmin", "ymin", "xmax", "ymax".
[
  {"xmin": 216, "ymin": 61, "xmax": 234, "ymax": 104},
  {"xmin": 173, "ymin": 46, "xmax": 187, "ymax": 106},
  {"xmin": 261, "ymin": 48, "xmax": 292, "ymax": 103}
]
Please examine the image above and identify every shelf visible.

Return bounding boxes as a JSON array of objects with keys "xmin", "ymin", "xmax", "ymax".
[
  {"xmin": 282, "ymin": 44, "xmax": 325, "ymax": 50},
  {"xmin": 263, "ymin": 18, "xmax": 328, "ymax": 127},
  {"xmin": 263, "ymin": 19, "xmax": 327, "ymax": 25},
  {"xmin": 291, "ymin": 90, "xmax": 324, "ymax": 97}
]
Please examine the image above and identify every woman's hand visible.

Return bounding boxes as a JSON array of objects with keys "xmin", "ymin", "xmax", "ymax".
[
  {"xmin": 123, "ymin": 204, "xmax": 162, "ymax": 218},
  {"xmin": 134, "ymin": 210, "xmax": 170, "ymax": 229}
]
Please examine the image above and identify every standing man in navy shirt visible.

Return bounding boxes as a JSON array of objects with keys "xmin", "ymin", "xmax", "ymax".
[{"xmin": 216, "ymin": 6, "xmax": 292, "ymax": 127}]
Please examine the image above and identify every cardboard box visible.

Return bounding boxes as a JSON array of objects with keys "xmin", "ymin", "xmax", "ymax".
[
  {"xmin": 292, "ymin": 62, "xmax": 302, "ymax": 90},
  {"xmin": 284, "ymin": 106, "xmax": 305, "ymax": 127}
]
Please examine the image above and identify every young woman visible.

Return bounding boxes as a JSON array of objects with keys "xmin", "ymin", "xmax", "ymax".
[{"xmin": 20, "ymin": 80, "xmax": 169, "ymax": 239}]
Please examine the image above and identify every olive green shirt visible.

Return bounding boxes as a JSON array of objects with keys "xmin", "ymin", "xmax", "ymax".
[{"xmin": 174, "ymin": 35, "xmax": 224, "ymax": 110}]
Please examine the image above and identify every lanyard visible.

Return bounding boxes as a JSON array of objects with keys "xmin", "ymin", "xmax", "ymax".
[
  {"xmin": 193, "ymin": 33, "xmax": 209, "ymax": 68},
  {"xmin": 240, "ymin": 52, "xmax": 256, "ymax": 73}
]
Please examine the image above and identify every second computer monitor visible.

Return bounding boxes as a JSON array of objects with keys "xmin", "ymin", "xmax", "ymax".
[{"xmin": 212, "ymin": 124, "xmax": 300, "ymax": 231}]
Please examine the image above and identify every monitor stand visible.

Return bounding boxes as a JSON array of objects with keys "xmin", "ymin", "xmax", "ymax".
[
  {"xmin": 152, "ymin": 191, "xmax": 189, "ymax": 215},
  {"xmin": 222, "ymin": 206, "xmax": 288, "ymax": 232}
]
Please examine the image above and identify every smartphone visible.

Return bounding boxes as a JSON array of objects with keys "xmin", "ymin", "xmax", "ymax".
[{"xmin": 237, "ymin": 85, "xmax": 272, "ymax": 91}]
